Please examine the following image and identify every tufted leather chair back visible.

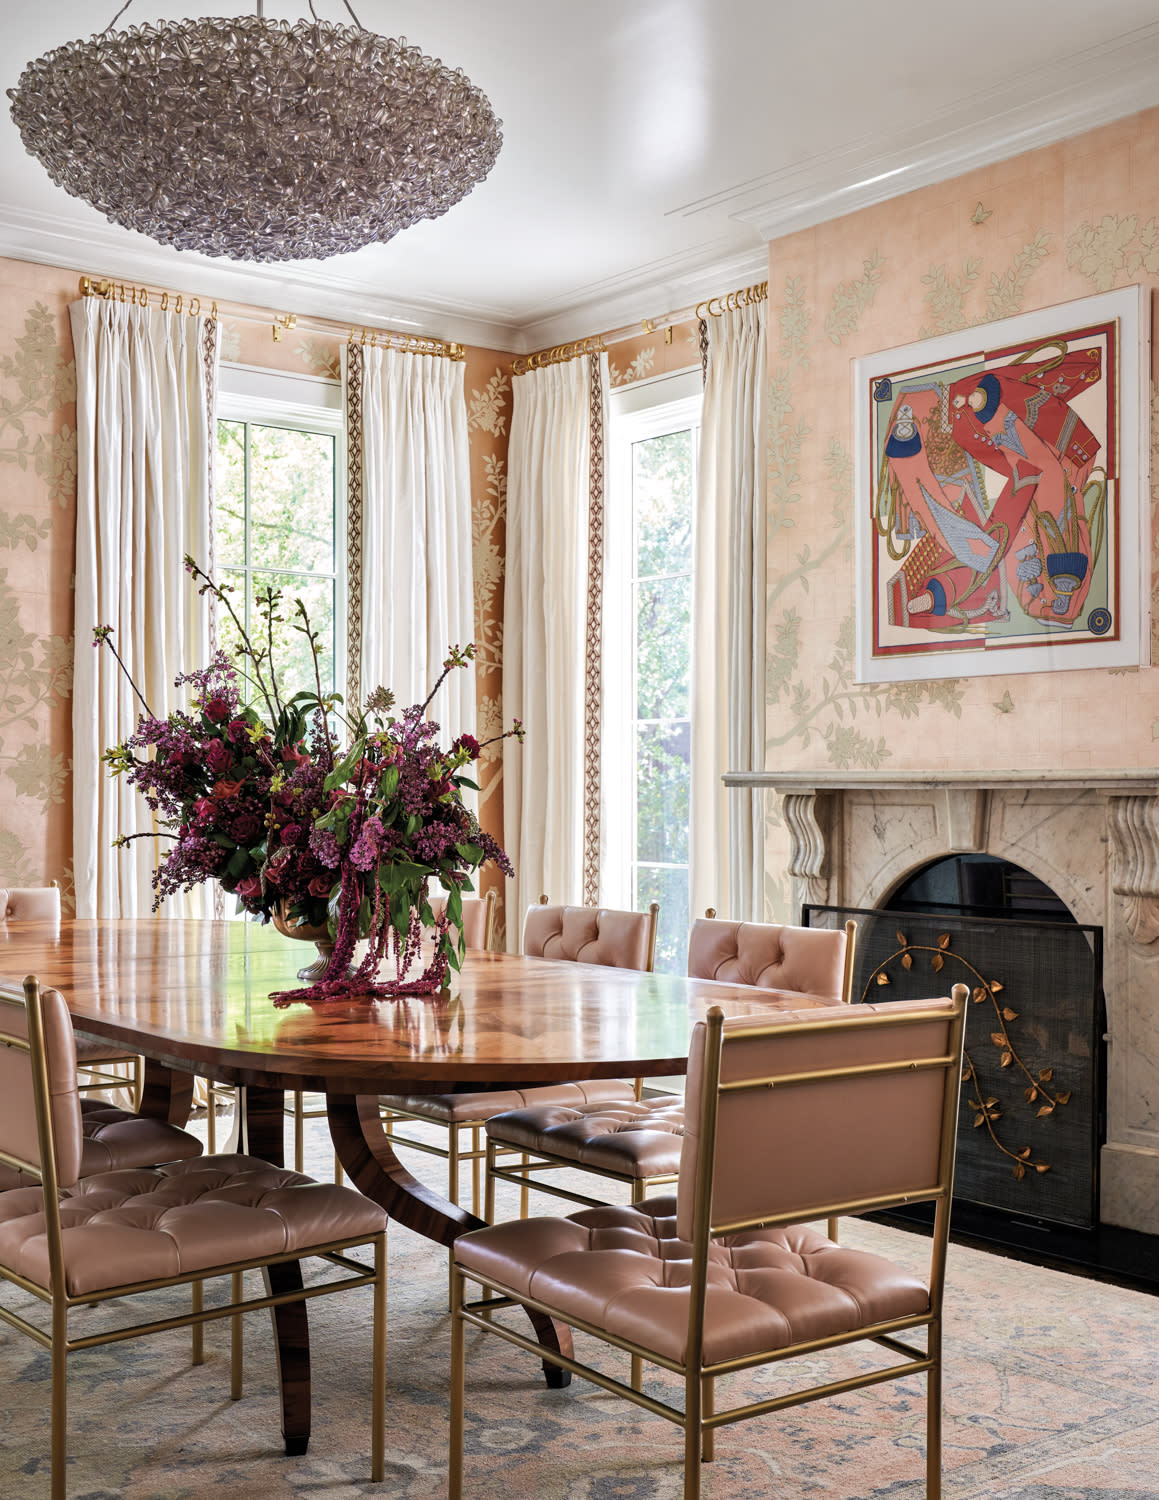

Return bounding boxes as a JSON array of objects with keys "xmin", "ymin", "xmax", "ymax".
[
  {"xmin": 0, "ymin": 979, "xmax": 84, "ymax": 1192},
  {"xmin": 523, "ymin": 901, "xmax": 658, "ymax": 972},
  {"xmin": 687, "ymin": 917, "xmax": 849, "ymax": 1001},
  {"xmin": 2, "ymin": 886, "xmax": 62, "ymax": 922},
  {"xmin": 676, "ymin": 991, "xmax": 966, "ymax": 1244},
  {"xmin": 429, "ymin": 889, "xmax": 496, "ymax": 951}
]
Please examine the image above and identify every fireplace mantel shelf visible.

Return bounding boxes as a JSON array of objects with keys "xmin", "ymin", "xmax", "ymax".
[{"xmin": 724, "ymin": 768, "xmax": 1159, "ymax": 793}]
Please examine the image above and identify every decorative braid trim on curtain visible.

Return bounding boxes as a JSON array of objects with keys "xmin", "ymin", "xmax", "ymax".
[
  {"xmin": 581, "ymin": 353, "xmax": 606, "ymax": 907},
  {"xmin": 342, "ymin": 341, "xmax": 474, "ymax": 739},
  {"xmin": 344, "ymin": 344, "xmax": 365, "ymax": 710}
]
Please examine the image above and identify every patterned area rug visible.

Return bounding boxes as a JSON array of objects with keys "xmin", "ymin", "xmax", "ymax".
[{"xmin": 2, "ymin": 1111, "xmax": 1158, "ymax": 1499}]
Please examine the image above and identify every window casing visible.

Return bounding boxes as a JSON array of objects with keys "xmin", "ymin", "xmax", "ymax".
[
  {"xmin": 215, "ymin": 364, "xmax": 346, "ymax": 702},
  {"xmin": 605, "ymin": 371, "xmax": 702, "ymax": 972}
]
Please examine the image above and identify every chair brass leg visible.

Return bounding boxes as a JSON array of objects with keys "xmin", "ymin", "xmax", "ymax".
[
  {"xmin": 683, "ymin": 1362, "xmax": 702, "ymax": 1500},
  {"xmin": 293, "ymin": 1090, "xmax": 305, "ymax": 1173},
  {"xmin": 471, "ymin": 1125, "xmax": 482, "ymax": 1216},
  {"xmin": 631, "ymin": 1353, "xmax": 642, "ymax": 1390},
  {"xmin": 372, "ymin": 1232, "xmax": 387, "ymax": 1482},
  {"xmin": 191, "ymin": 1279, "xmax": 205, "ymax": 1365},
  {"xmin": 484, "ymin": 1139, "xmax": 497, "ymax": 1224},
  {"xmin": 701, "ymin": 1374, "xmax": 715, "ymax": 1462},
  {"xmin": 51, "ymin": 1298, "xmax": 67, "ymax": 1500},
  {"xmin": 519, "ymin": 1153, "xmax": 529, "ymax": 1219},
  {"xmin": 231, "ymin": 1272, "xmax": 244, "ymax": 1399},
  {"xmin": 827, "ymin": 1215, "xmax": 839, "ymax": 1243},
  {"xmin": 333, "ymin": 1150, "xmax": 343, "ymax": 1185},
  {"xmin": 449, "ymin": 1266, "xmax": 466, "ymax": 1500},
  {"xmin": 206, "ymin": 1083, "xmax": 217, "ymax": 1154},
  {"xmin": 448, "ymin": 1125, "xmax": 461, "ymax": 1207},
  {"xmin": 927, "ymin": 1318, "xmax": 942, "ymax": 1499}
]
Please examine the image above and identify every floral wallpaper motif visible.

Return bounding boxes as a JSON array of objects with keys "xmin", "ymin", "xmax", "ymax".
[
  {"xmin": 464, "ymin": 353, "xmax": 514, "ymax": 937},
  {"xmin": 606, "ymin": 317, "xmax": 699, "ymax": 387},
  {"xmin": 0, "ymin": 269, "xmax": 78, "ymax": 902},
  {"xmin": 762, "ymin": 107, "xmax": 1159, "ymax": 919}
]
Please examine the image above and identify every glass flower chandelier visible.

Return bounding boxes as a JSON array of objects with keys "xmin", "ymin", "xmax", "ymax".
[{"xmin": 7, "ymin": 2, "xmax": 502, "ymax": 263}]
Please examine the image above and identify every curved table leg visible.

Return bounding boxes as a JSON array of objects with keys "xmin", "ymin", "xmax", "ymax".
[
  {"xmin": 221, "ymin": 1084, "xmax": 288, "ymax": 1166},
  {"xmin": 327, "ymin": 1092, "xmax": 574, "ymax": 1388},
  {"xmin": 264, "ymin": 1259, "xmax": 311, "ymax": 1456},
  {"xmin": 138, "ymin": 1058, "xmax": 195, "ymax": 1127}
]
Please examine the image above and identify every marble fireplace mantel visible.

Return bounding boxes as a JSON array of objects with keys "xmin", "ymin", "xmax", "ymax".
[{"xmin": 725, "ymin": 767, "xmax": 1159, "ymax": 1234}]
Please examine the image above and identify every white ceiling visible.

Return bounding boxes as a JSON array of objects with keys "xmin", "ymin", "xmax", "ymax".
[{"xmin": 3, "ymin": 1, "xmax": 1159, "ymax": 352}]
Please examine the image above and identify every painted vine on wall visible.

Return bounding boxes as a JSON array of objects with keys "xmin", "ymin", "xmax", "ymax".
[{"xmin": 0, "ymin": 300, "xmax": 75, "ymax": 902}]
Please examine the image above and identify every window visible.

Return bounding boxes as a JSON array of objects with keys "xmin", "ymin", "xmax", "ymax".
[
  {"xmin": 605, "ymin": 372, "xmax": 702, "ymax": 972},
  {"xmin": 214, "ymin": 365, "xmax": 345, "ymax": 700}
]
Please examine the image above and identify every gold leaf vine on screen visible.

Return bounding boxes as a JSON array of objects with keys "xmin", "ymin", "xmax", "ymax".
[{"xmin": 864, "ymin": 931, "xmax": 1069, "ymax": 1181}]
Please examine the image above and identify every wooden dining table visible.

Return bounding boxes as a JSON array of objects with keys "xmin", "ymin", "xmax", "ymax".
[{"xmin": 0, "ymin": 915, "xmax": 833, "ymax": 1452}]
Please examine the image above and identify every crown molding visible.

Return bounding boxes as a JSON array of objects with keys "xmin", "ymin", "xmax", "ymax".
[
  {"xmin": 515, "ymin": 242, "xmax": 769, "ymax": 351},
  {"xmin": 0, "ymin": 198, "xmax": 770, "ymax": 354},
  {"xmin": 0, "ymin": 203, "xmax": 526, "ymax": 352},
  {"xmin": 728, "ymin": 23, "xmax": 1159, "ymax": 242}
]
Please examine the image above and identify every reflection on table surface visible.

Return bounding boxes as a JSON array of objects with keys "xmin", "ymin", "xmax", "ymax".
[{"xmin": 0, "ymin": 917, "xmax": 829, "ymax": 1087}]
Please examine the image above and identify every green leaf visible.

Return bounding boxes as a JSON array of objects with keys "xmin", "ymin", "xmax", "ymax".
[
  {"xmin": 324, "ymin": 736, "xmax": 367, "ymax": 792},
  {"xmin": 454, "ymin": 842, "xmax": 483, "ymax": 864},
  {"xmin": 454, "ymin": 776, "xmax": 480, "ymax": 792}
]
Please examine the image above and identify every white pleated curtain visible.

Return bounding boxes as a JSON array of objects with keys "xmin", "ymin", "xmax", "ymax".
[
  {"xmin": 690, "ymin": 300, "xmax": 768, "ymax": 923},
  {"xmin": 348, "ymin": 344, "xmax": 475, "ymax": 741},
  {"xmin": 503, "ymin": 355, "xmax": 606, "ymax": 939},
  {"xmin": 71, "ymin": 298, "xmax": 217, "ymax": 919}
]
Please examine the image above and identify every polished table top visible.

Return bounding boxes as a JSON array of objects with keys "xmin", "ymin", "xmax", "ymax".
[
  {"xmin": 0, "ymin": 914, "xmax": 836, "ymax": 1423},
  {"xmin": 0, "ymin": 917, "xmax": 825, "ymax": 1093}
]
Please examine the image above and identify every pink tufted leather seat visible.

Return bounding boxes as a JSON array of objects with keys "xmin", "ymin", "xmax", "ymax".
[
  {"xmin": 0, "ymin": 976, "xmax": 389, "ymax": 1492},
  {"xmin": 484, "ymin": 917, "xmax": 856, "ymax": 1222},
  {"xmin": 0, "ymin": 1094, "xmax": 201, "ymax": 1191},
  {"xmin": 522, "ymin": 902, "xmax": 657, "ymax": 970},
  {"xmin": 378, "ymin": 898, "xmax": 658, "ymax": 1224},
  {"xmin": 450, "ymin": 989, "xmax": 968, "ymax": 1499}
]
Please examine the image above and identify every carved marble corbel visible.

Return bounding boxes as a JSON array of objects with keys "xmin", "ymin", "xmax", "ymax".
[
  {"xmin": 782, "ymin": 790, "xmax": 832, "ymax": 908},
  {"xmin": 1107, "ymin": 795, "xmax": 1159, "ymax": 945}
]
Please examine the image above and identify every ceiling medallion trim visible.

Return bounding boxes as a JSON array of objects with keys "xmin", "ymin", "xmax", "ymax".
[{"xmin": 8, "ymin": 13, "xmax": 502, "ymax": 263}]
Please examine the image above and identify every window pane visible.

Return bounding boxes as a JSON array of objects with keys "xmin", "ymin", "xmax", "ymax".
[
  {"xmin": 248, "ymin": 425, "xmax": 335, "ymax": 573},
  {"xmin": 215, "ymin": 420, "xmax": 246, "ymax": 566},
  {"xmin": 636, "ymin": 864, "xmax": 690, "ymax": 976},
  {"xmin": 636, "ymin": 575, "xmax": 690, "ymax": 720},
  {"xmin": 636, "ymin": 720, "xmax": 689, "ymax": 864},
  {"xmin": 633, "ymin": 428, "xmax": 693, "ymax": 578},
  {"xmin": 219, "ymin": 572, "xmax": 336, "ymax": 707}
]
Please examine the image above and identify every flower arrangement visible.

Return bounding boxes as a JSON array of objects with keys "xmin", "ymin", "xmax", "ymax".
[{"xmin": 97, "ymin": 557, "xmax": 521, "ymax": 1003}]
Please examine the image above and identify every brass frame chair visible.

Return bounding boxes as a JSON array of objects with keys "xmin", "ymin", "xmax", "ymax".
[
  {"xmin": 379, "ymin": 893, "xmax": 656, "ymax": 1219},
  {"xmin": 0, "ymin": 976, "xmax": 388, "ymax": 1497},
  {"xmin": 1, "ymin": 885, "xmax": 143, "ymax": 1108},
  {"xmin": 451, "ymin": 985, "xmax": 967, "ymax": 1499},
  {"xmin": 483, "ymin": 915, "xmax": 857, "ymax": 1223}
]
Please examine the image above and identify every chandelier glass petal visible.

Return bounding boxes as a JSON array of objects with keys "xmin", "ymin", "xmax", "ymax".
[{"xmin": 7, "ymin": 15, "xmax": 503, "ymax": 263}]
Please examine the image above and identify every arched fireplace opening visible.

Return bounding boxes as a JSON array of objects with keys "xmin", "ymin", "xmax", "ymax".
[{"xmin": 885, "ymin": 852, "xmax": 1076, "ymax": 925}]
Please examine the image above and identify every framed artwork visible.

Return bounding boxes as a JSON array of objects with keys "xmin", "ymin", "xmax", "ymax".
[{"xmin": 853, "ymin": 285, "xmax": 1150, "ymax": 682}]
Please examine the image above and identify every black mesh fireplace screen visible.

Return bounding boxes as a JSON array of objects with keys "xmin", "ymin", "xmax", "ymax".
[{"xmin": 803, "ymin": 904, "xmax": 1104, "ymax": 1228}]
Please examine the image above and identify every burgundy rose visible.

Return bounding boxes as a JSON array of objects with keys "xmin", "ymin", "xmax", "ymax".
[
  {"xmin": 235, "ymin": 874, "xmax": 262, "ymax": 900},
  {"xmin": 453, "ymin": 734, "xmax": 480, "ymax": 760},
  {"xmin": 281, "ymin": 822, "xmax": 303, "ymax": 846},
  {"xmin": 211, "ymin": 778, "xmax": 245, "ymax": 801},
  {"xmin": 203, "ymin": 695, "xmax": 230, "ymax": 722},
  {"xmin": 226, "ymin": 719, "xmax": 251, "ymax": 746},
  {"xmin": 230, "ymin": 810, "xmax": 262, "ymax": 843},
  {"xmin": 193, "ymin": 797, "xmax": 216, "ymax": 826},
  {"xmin": 205, "ymin": 739, "xmax": 233, "ymax": 776},
  {"xmin": 308, "ymin": 875, "xmax": 333, "ymax": 899}
]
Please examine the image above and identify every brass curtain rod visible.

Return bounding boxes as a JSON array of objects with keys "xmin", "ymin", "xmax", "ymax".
[
  {"xmin": 513, "ymin": 275, "xmax": 768, "ymax": 375},
  {"xmin": 79, "ymin": 276, "xmax": 464, "ymax": 361},
  {"xmin": 511, "ymin": 336, "xmax": 605, "ymax": 377}
]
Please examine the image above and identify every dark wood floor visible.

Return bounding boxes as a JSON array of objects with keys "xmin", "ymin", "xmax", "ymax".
[{"xmin": 872, "ymin": 1200, "xmax": 1159, "ymax": 1297}]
